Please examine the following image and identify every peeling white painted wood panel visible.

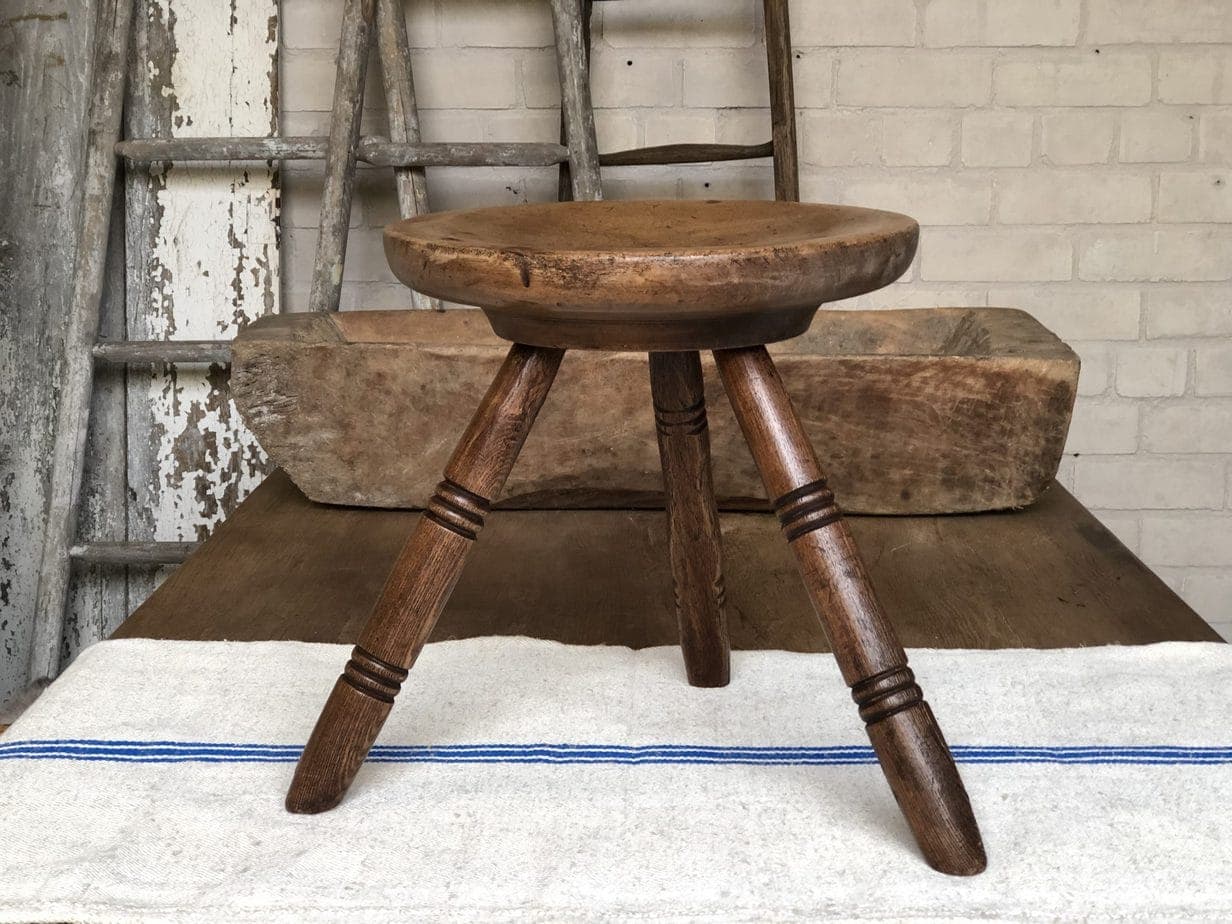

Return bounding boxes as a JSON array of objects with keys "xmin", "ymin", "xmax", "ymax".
[{"xmin": 125, "ymin": 0, "xmax": 279, "ymax": 608}]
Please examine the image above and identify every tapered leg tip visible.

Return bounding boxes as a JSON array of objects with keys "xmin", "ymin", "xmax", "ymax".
[
  {"xmin": 284, "ymin": 674, "xmax": 396, "ymax": 815},
  {"xmin": 683, "ymin": 649, "xmax": 731, "ymax": 688},
  {"xmin": 865, "ymin": 702, "xmax": 987, "ymax": 876},
  {"xmin": 924, "ymin": 835, "xmax": 987, "ymax": 877},
  {"xmin": 686, "ymin": 669, "xmax": 731, "ymax": 689},
  {"xmin": 285, "ymin": 785, "xmax": 345, "ymax": 815}
]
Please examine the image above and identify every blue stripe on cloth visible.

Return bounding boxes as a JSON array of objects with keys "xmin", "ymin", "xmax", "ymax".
[{"xmin": 0, "ymin": 739, "xmax": 1230, "ymax": 766}]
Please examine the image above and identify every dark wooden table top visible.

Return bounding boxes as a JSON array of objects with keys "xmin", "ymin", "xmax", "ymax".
[{"xmin": 115, "ymin": 470, "xmax": 1220, "ymax": 650}]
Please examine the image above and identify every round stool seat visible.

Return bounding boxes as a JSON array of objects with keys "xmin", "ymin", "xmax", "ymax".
[{"xmin": 384, "ymin": 199, "xmax": 918, "ymax": 350}]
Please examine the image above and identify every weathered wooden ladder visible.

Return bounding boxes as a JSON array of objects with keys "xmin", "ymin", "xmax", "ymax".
[{"xmin": 30, "ymin": 0, "xmax": 799, "ymax": 683}]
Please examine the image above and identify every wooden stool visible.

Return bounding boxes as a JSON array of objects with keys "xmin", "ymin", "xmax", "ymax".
[{"xmin": 286, "ymin": 200, "xmax": 986, "ymax": 876}]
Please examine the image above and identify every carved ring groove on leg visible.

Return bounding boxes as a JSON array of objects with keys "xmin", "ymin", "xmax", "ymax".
[
  {"xmin": 851, "ymin": 666, "xmax": 924, "ymax": 726},
  {"xmin": 649, "ymin": 351, "xmax": 730, "ymax": 689},
  {"xmin": 286, "ymin": 344, "xmax": 564, "ymax": 816},
  {"xmin": 423, "ymin": 480, "xmax": 492, "ymax": 541},
  {"xmin": 772, "ymin": 478, "xmax": 843, "ymax": 542},
  {"xmin": 341, "ymin": 646, "xmax": 410, "ymax": 704},
  {"xmin": 714, "ymin": 345, "xmax": 985, "ymax": 875},
  {"xmin": 654, "ymin": 396, "xmax": 708, "ymax": 436}
]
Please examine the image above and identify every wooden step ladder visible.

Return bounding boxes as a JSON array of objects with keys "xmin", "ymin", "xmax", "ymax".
[{"xmin": 30, "ymin": 0, "xmax": 800, "ymax": 683}]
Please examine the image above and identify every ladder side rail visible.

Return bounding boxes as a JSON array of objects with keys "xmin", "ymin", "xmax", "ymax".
[
  {"xmin": 308, "ymin": 0, "xmax": 377, "ymax": 314},
  {"xmin": 374, "ymin": 0, "xmax": 438, "ymax": 310},
  {"xmin": 556, "ymin": 0, "xmax": 594, "ymax": 201},
  {"xmin": 29, "ymin": 0, "xmax": 137, "ymax": 684},
  {"xmin": 549, "ymin": 0, "xmax": 603, "ymax": 201},
  {"xmin": 763, "ymin": 0, "xmax": 799, "ymax": 201},
  {"xmin": 374, "ymin": 2, "xmax": 431, "ymax": 219}
]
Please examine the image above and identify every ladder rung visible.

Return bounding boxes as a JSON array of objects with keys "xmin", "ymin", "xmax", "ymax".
[
  {"xmin": 599, "ymin": 141, "xmax": 775, "ymax": 168},
  {"xmin": 362, "ymin": 140, "xmax": 569, "ymax": 168},
  {"xmin": 70, "ymin": 541, "xmax": 199, "ymax": 565},
  {"xmin": 117, "ymin": 137, "xmax": 571, "ymax": 168},
  {"xmin": 93, "ymin": 340, "xmax": 232, "ymax": 364},
  {"xmin": 117, "ymin": 136, "xmax": 326, "ymax": 161}
]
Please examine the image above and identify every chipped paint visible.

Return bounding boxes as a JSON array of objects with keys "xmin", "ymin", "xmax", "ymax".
[{"xmin": 128, "ymin": 0, "xmax": 277, "ymax": 561}]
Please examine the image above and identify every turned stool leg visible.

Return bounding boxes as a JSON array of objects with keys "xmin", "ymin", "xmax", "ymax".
[
  {"xmin": 286, "ymin": 343, "xmax": 564, "ymax": 814},
  {"xmin": 649, "ymin": 352, "xmax": 730, "ymax": 688},
  {"xmin": 714, "ymin": 345, "xmax": 985, "ymax": 876}
]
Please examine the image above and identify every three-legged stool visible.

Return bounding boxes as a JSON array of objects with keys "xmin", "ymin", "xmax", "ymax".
[{"xmin": 286, "ymin": 200, "xmax": 986, "ymax": 876}]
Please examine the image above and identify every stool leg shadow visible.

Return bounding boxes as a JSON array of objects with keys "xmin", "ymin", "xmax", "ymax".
[
  {"xmin": 286, "ymin": 343, "xmax": 565, "ymax": 814},
  {"xmin": 714, "ymin": 345, "xmax": 986, "ymax": 877},
  {"xmin": 650, "ymin": 351, "xmax": 730, "ymax": 688}
]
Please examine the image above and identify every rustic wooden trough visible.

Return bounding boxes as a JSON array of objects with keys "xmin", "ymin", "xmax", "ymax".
[{"xmin": 230, "ymin": 307, "xmax": 1078, "ymax": 515}]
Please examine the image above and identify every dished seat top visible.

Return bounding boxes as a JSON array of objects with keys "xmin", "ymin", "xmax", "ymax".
[{"xmin": 383, "ymin": 200, "xmax": 919, "ymax": 351}]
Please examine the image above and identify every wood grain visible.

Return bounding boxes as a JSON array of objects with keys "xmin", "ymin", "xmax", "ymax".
[
  {"xmin": 650, "ymin": 353, "xmax": 730, "ymax": 688},
  {"xmin": 763, "ymin": 0, "xmax": 799, "ymax": 202},
  {"xmin": 555, "ymin": 0, "xmax": 593, "ymax": 202},
  {"xmin": 231, "ymin": 307, "xmax": 1078, "ymax": 514},
  {"xmin": 383, "ymin": 200, "xmax": 918, "ymax": 350},
  {"xmin": 27, "ymin": 0, "xmax": 135, "ymax": 683},
  {"xmin": 374, "ymin": 0, "xmax": 438, "ymax": 310},
  {"xmin": 117, "ymin": 137, "xmax": 572, "ymax": 167},
  {"xmin": 92, "ymin": 340, "xmax": 231, "ymax": 364},
  {"xmin": 599, "ymin": 141, "xmax": 775, "ymax": 167},
  {"xmin": 550, "ymin": 0, "xmax": 603, "ymax": 202},
  {"xmin": 286, "ymin": 345, "xmax": 564, "ymax": 813},
  {"xmin": 715, "ymin": 345, "xmax": 985, "ymax": 875},
  {"xmin": 115, "ymin": 470, "xmax": 1222, "ymax": 652},
  {"xmin": 1, "ymin": 0, "xmax": 128, "ymax": 699},
  {"xmin": 70, "ymin": 541, "xmax": 197, "ymax": 565},
  {"xmin": 307, "ymin": 0, "xmax": 375, "ymax": 314}
]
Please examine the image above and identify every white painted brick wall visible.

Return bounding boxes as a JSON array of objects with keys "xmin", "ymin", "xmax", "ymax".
[
  {"xmin": 1041, "ymin": 111, "xmax": 1116, "ymax": 164},
  {"xmin": 278, "ymin": 0, "xmax": 1232, "ymax": 639}
]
